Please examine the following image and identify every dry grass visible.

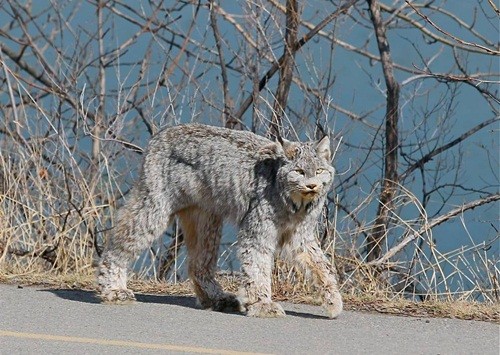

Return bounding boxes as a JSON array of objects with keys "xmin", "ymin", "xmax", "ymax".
[{"xmin": 1, "ymin": 139, "xmax": 498, "ymax": 324}]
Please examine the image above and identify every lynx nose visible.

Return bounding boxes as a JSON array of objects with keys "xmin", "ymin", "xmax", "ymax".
[{"xmin": 306, "ymin": 183, "xmax": 319, "ymax": 191}]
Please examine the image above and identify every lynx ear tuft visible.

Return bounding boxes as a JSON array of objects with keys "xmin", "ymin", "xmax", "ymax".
[
  {"xmin": 279, "ymin": 138, "xmax": 300, "ymax": 160},
  {"xmin": 316, "ymin": 136, "xmax": 331, "ymax": 161}
]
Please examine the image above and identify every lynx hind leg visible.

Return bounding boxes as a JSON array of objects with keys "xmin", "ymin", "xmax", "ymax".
[
  {"xmin": 178, "ymin": 208, "xmax": 240, "ymax": 312},
  {"xmin": 284, "ymin": 237, "xmax": 343, "ymax": 319},
  {"xmin": 97, "ymin": 193, "xmax": 172, "ymax": 304}
]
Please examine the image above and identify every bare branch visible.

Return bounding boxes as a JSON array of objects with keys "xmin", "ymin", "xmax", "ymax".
[
  {"xmin": 400, "ymin": 116, "xmax": 500, "ymax": 180},
  {"xmin": 209, "ymin": 0, "xmax": 235, "ymax": 129},
  {"xmin": 366, "ymin": 0, "xmax": 400, "ymax": 262},
  {"xmin": 368, "ymin": 194, "xmax": 500, "ymax": 266},
  {"xmin": 270, "ymin": 0, "xmax": 299, "ymax": 138},
  {"xmin": 488, "ymin": 0, "xmax": 500, "ymax": 15},
  {"xmin": 234, "ymin": 0, "xmax": 356, "ymax": 120},
  {"xmin": 405, "ymin": 1, "xmax": 499, "ymax": 56}
]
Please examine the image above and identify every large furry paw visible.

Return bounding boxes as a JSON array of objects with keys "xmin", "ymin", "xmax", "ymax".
[
  {"xmin": 100, "ymin": 288, "xmax": 136, "ymax": 304},
  {"xmin": 322, "ymin": 292, "xmax": 343, "ymax": 319},
  {"xmin": 211, "ymin": 293, "xmax": 241, "ymax": 312},
  {"xmin": 246, "ymin": 301, "xmax": 286, "ymax": 318}
]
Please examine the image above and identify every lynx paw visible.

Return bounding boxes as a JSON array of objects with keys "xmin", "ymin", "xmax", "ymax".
[
  {"xmin": 323, "ymin": 292, "xmax": 343, "ymax": 319},
  {"xmin": 246, "ymin": 301, "xmax": 286, "ymax": 318},
  {"xmin": 100, "ymin": 289, "xmax": 136, "ymax": 304},
  {"xmin": 212, "ymin": 293, "xmax": 241, "ymax": 312}
]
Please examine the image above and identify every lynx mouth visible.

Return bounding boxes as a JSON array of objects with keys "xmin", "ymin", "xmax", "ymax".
[
  {"xmin": 300, "ymin": 190, "xmax": 319, "ymax": 201},
  {"xmin": 290, "ymin": 189, "xmax": 320, "ymax": 212}
]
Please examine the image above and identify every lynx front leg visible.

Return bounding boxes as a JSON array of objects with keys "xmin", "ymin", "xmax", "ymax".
[
  {"xmin": 285, "ymin": 229, "xmax": 343, "ymax": 319},
  {"xmin": 238, "ymin": 218, "xmax": 285, "ymax": 318}
]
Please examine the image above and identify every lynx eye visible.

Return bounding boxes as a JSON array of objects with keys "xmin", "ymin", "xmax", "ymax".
[
  {"xmin": 295, "ymin": 169, "xmax": 305, "ymax": 176},
  {"xmin": 316, "ymin": 168, "xmax": 325, "ymax": 175}
]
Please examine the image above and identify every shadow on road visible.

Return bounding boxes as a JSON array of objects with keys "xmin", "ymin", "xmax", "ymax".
[
  {"xmin": 40, "ymin": 289, "xmax": 101, "ymax": 304},
  {"xmin": 40, "ymin": 289, "xmax": 328, "ymax": 319},
  {"xmin": 135, "ymin": 293, "xmax": 197, "ymax": 308},
  {"xmin": 285, "ymin": 310, "xmax": 330, "ymax": 320},
  {"xmin": 40, "ymin": 289, "xmax": 198, "ymax": 309}
]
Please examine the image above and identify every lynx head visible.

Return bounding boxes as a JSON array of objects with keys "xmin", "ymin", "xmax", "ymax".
[{"xmin": 275, "ymin": 135, "xmax": 335, "ymax": 214}]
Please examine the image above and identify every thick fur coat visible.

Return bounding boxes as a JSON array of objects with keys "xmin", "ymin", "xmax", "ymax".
[{"xmin": 97, "ymin": 124, "xmax": 342, "ymax": 318}]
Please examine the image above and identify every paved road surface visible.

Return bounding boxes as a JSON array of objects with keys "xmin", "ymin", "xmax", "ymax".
[{"xmin": 0, "ymin": 284, "xmax": 498, "ymax": 354}]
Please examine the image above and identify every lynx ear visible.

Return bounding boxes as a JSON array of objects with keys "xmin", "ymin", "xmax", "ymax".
[
  {"xmin": 316, "ymin": 135, "xmax": 331, "ymax": 161},
  {"xmin": 278, "ymin": 137, "xmax": 300, "ymax": 160},
  {"xmin": 258, "ymin": 142, "xmax": 283, "ymax": 158}
]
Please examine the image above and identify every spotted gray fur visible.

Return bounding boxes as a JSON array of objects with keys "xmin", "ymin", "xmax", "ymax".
[{"xmin": 97, "ymin": 123, "xmax": 342, "ymax": 318}]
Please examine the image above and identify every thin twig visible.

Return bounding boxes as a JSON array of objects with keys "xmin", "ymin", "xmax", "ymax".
[{"xmin": 406, "ymin": 1, "xmax": 499, "ymax": 55}]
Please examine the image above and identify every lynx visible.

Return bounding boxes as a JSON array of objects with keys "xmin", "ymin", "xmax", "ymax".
[{"xmin": 97, "ymin": 123, "xmax": 343, "ymax": 318}]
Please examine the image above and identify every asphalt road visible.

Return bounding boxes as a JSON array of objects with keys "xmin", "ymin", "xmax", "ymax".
[{"xmin": 0, "ymin": 284, "xmax": 498, "ymax": 355}]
